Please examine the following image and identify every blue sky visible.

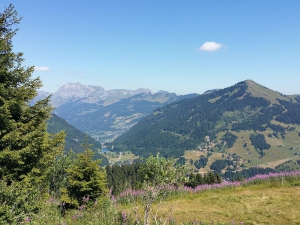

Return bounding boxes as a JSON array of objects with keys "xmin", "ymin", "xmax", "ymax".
[{"xmin": 1, "ymin": 1, "xmax": 300, "ymax": 95}]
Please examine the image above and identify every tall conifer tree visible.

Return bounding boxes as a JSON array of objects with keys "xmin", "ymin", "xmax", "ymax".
[{"xmin": 0, "ymin": 5, "xmax": 65, "ymax": 182}]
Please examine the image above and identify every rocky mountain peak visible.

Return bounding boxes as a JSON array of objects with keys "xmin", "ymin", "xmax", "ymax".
[
  {"xmin": 54, "ymin": 82, "xmax": 103, "ymax": 98},
  {"xmin": 47, "ymin": 83, "xmax": 156, "ymax": 107}
]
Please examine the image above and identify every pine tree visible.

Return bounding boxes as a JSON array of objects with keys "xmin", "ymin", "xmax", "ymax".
[
  {"xmin": 195, "ymin": 173, "xmax": 204, "ymax": 185},
  {"xmin": 61, "ymin": 139, "xmax": 108, "ymax": 207},
  {"xmin": 187, "ymin": 173, "xmax": 196, "ymax": 188},
  {"xmin": 0, "ymin": 5, "xmax": 65, "ymax": 182}
]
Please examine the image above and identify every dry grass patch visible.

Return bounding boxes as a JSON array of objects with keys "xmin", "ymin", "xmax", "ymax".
[
  {"xmin": 155, "ymin": 183, "xmax": 300, "ymax": 224},
  {"xmin": 260, "ymin": 158, "xmax": 294, "ymax": 168},
  {"xmin": 120, "ymin": 151, "xmax": 138, "ymax": 161},
  {"xmin": 184, "ymin": 150, "xmax": 205, "ymax": 160}
]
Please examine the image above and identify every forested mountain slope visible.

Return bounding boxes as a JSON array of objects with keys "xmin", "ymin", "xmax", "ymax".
[
  {"xmin": 111, "ymin": 80, "xmax": 300, "ymax": 160},
  {"xmin": 47, "ymin": 114, "xmax": 108, "ymax": 165}
]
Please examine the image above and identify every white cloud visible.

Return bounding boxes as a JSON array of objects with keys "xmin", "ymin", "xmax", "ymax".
[
  {"xmin": 34, "ymin": 66, "xmax": 50, "ymax": 72},
  {"xmin": 199, "ymin": 42, "xmax": 223, "ymax": 52}
]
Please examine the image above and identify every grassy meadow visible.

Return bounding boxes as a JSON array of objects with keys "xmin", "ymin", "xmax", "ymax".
[{"xmin": 119, "ymin": 175, "xmax": 300, "ymax": 225}]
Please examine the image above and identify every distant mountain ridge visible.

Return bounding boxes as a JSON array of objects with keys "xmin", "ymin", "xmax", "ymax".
[
  {"xmin": 33, "ymin": 83, "xmax": 199, "ymax": 143},
  {"xmin": 50, "ymin": 82, "xmax": 152, "ymax": 107}
]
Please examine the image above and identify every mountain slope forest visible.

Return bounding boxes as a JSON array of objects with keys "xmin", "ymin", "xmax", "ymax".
[
  {"xmin": 47, "ymin": 114, "xmax": 108, "ymax": 165},
  {"xmin": 111, "ymin": 80, "xmax": 300, "ymax": 165}
]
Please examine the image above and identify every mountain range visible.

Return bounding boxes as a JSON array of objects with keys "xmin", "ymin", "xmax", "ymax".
[
  {"xmin": 36, "ymin": 80, "xmax": 300, "ymax": 171},
  {"xmin": 110, "ymin": 80, "xmax": 300, "ymax": 170},
  {"xmin": 34, "ymin": 83, "xmax": 198, "ymax": 143}
]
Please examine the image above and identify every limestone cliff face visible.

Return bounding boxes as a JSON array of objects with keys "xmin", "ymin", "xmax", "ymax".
[{"xmin": 50, "ymin": 82, "xmax": 152, "ymax": 107}]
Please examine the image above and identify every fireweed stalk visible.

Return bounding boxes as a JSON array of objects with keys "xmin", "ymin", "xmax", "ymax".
[{"xmin": 117, "ymin": 171, "xmax": 300, "ymax": 201}]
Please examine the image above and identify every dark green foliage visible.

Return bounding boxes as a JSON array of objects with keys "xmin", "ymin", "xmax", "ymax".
[
  {"xmin": 267, "ymin": 123, "xmax": 285, "ymax": 139},
  {"xmin": 106, "ymin": 163, "xmax": 142, "ymax": 195},
  {"xmin": 185, "ymin": 173, "xmax": 204, "ymax": 188},
  {"xmin": 175, "ymin": 156, "xmax": 186, "ymax": 166},
  {"xmin": 205, "ymin": 171, "xmax": 222, "ymax": 184},
  {"xmin": 210, "ymin": 159, "xmax": 233, "ymax": 173},
  {"xmin": 61, "ymin": 143, "xmax": 108, "ymax": 207},
  {"xmin": 267, "ymin": 123, "xmax": 285, "ymax": 133},
  {"xmin": 194, "ymin": 155, "xmax": 208, "ymax": 169},
  {"xmin": 185, "ymin": 173, "xmax": 196, "ymax": 187},
  {"xmin": 276, "ymin": 99, "xmax": 300, "ymax": 124},
  {"xmin": 195, "ymin": 173, "xmax": 205, "ymax": 185},
  {"xmin": 250, "ymin": 133, "xmax": 271, "ymax": 150},
  {"xmin": 223, "ymin": 167, "xmax": 276, "ymax": 181},
  {"xmin": 295, "ymin": 96, "xmax": 300, "ymax": 104},
  {"xmin": 47, "ymin": 114, "xmax": 108, "ymax": 166},
  {"xmin": 274, "ymin": 160, "xmax": 299, "ymax": 172},
  {"xmin": 0, "ymin": 5, "xmax": 65, "ymax": 182},
  {"xmin": 222, "ymin": 132, "xmax": 237, "ymax": 148},
  {"xmin": 287, "ymin": 126, "xmax": 295, "ymax": 131},
  {"xmin": 185, "ymin": 172, "xmax": 221, "ymax": 188}
]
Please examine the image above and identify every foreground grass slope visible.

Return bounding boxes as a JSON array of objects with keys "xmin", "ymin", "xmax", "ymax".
[
  {"xmin": 163, "ymin": 182, "xmax": 300, "ymax": 224},
  {"xmin": 119, "ymin": 176, "xmax": 300, "ymax": 225}
]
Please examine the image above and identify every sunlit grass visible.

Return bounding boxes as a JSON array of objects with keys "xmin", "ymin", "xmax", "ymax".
[
  {"xmin": 162, "ymin": 183, "xmax": 300, "ymax": 224},
  {"xmin": 119, "ymin": 175, "xmax": 300, "ymax": 225}
]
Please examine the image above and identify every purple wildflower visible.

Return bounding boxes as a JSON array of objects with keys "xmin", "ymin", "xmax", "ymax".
[
  {"xmin": 82, "ymin": 195, "xmax": 89, "ymax": 203},
  {"xmin": 122, "ymin": 211, "xmax": 127, "ymax": 222},
  {"xmin": 116, "ymin": 171, "xmax": 300, "ymax": 203}
]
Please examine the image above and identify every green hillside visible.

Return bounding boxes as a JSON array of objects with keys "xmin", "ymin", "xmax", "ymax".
[
  {"xmin": 110, "ymin": 80, "xmax": 300, "ymax": 169},
  {"xmin": 47, "ymin": 114, "xmax": 109, "ymax": 165}
]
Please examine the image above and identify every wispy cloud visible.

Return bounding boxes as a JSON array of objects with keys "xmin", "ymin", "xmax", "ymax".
[
  {"xmin": 198, "ymin": 42, "xmax": 223, "ymax": 52},
  {"xmin": 34, "ymin": 66, "xmax": 50, "ymax": 72}
]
